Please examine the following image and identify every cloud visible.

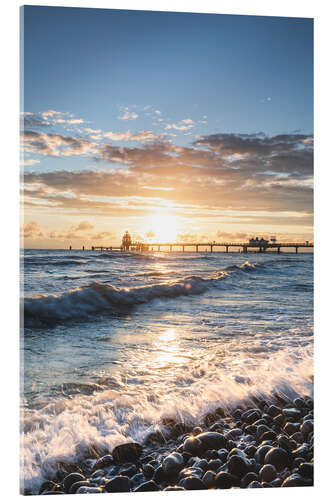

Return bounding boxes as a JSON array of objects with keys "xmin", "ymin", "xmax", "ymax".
[
  {"xmin": 22, "ymin": 131, "xmax": 97, "ymax": 157},
  {"xmin": 23, "ymin": 158, "xmax": 40, "ymax": 166},
  {"xmin": 103, "ymin": 130, "xmax": 158, "ymax": 143},
  {"xmin": 22, "ymin": 110, "xmax": 85, "ymax": 129},
  {"xmin": 118, "ymin": 108, "xmax": 139, "ymax": 120},
  {"xmin": 71, "ymin": 221, "xmax": 94, "ymax": 232},
  {"xmin": 165, "ymin": 119, "xmax": 194, "ymax": 131},
  {"xmin": 22, "ymin": 131, "xmax": 313, "ymax": 222},
  {"xmin": 22, "ymin": 221, "xmax": 43, "ymax": 238}
]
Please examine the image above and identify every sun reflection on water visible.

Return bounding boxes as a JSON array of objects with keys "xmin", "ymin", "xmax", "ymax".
[{"xmin": 153, "ymin": 328, "xmax": 187, "ymax": 367}]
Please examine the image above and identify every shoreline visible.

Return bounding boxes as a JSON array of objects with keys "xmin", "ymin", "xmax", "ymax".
[{"xmin": 24, "ymin": 392, "xmax": 314, "ymax": 495}]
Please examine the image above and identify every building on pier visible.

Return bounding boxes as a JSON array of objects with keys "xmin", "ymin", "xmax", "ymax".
[
  {"xmin": 249, "ymin": 236, "xmax": 269, "ymax": 247},
  {"xmin": 121, "ymin": 231, "xmax": 132, "ymax": 251}
]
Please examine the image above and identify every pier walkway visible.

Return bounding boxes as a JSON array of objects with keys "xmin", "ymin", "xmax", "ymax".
[{"xmin": 91, "ymin": 241, "xmax": 313, "ymax": 253}]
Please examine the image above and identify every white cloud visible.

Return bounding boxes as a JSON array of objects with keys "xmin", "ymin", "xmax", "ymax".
[
  {"xmin": 118, "ymin": 107, "xmax": 139, "ymax": 120},
  {"xmin": 104, "ymin": 130, "xmax": 158, "ymax": 143},
  {"xmin": 23, "ymin": 158, "xmax": 40, "ymax": 166},
  {"xmin": 165, "ymin": 118, "xmax": 195, "ymax": 131}
]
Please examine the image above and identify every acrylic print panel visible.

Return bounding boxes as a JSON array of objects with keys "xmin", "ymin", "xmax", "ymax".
[{"xmin": 21, "ymin": 4, "xmax": 314, "ymax": 495}]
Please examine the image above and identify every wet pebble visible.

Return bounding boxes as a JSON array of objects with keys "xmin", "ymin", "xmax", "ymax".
[
  {"xmin": 104, "ymin": 475, "xmax": 131, "ymax": 493},
  {"xmin": 282, "ymin": 408, "xmax": 302, "ymax": 420},
  {"xmin": 196, "ymin": 432, "xmax": 227, "ymax": 451},
  {"xmin": 134, "ymin": 480, "xmax": 160, "ymax": 492},
  {"xmin": 76, "ymin": 486, "xmax": 102, "ymax": 494},
  {"xmin": 242, "ymin": 409, "xmax": 261, "ymax": 424},
  {"xmin": 227, "ymin": 455, "xmax": 251, "ymax": 477},
  {"xmin": 264, "ymin": 447, "xmax": 290, "ymax": 471},
  {"xmin": 183, "ymin": 436, "xmax": 202, "ymax": 455},
  {"xmin": 248, "ymin": 481, "xmax": 263, "ymax": 488},
  {"xmin": 292, "ymin": 443, "xmax": 309, "ymax": 459},
  {"xmin": 208, "ymin": 459, "xmax": 222, "ymax": 471},
  {"xmin": 240, "ymin": 472, "xmax": 258, "ymax": 488},
  {"xmin": 40, "ymin": 481, "xmax": 59, "ymax": 494},
  {"xmin": 281, "ymin": 473, "xmax": 312, "ymax": 487},
  {"xmin": 300, "ymin": 419, "xmax": 313, "ymax": 435},
  {"xmin": 299, "ymin": 462, "xmax": 313, "ymax": 478},
  {"xmin": 254, "ymin": 445, "xmax": 273, "ymax": 464},
  {"xmin": 259, "ymin": 464, "xmax": 277, "ymax": 482},
  {"xmin": 130, "ymin": 472, "xmax": 146, "ymax": 489},
  {"xmin": 267, "ymin": 405, "xmax": 281, "ymax": 418},
  {"xmin": 112, "ymin": 442, "xmax": 143, "ymax": 464},
  {"xmin": 142, "ymin": 463, "xmax": 154, "ymax": 479},
  {"xmin": 202, "ymin": 470, "xmax": 216, "ymax": 488},
  {"xmin": 179, "ymin": 476, "xmax": 207, "ymax": 490},
  {"xmin": 284, "ymin": 422, "xmax": 300, "ymax": 435},
  {"xmin": 215, "ymin": 471, "xmax": 234, "ymax": 489},
  {"xmin": 179, "ymin": 467, "xmax": 203, "ymax": 479},
  {"xmin": 162, "ymin": 452, "xmax": 184, "ymax": 476},
  {"xmin": 62, "ymin": 473, "xmax": 86, "ymax": 493},
  {"xmin": 68, "ymin": 481, "xmax": 91, "ymax": 494}
]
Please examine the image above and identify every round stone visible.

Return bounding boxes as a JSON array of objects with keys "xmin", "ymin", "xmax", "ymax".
[
  {"xmin": 267, "ymin": 405, "xmax": 281, "ymax": 418},
  {"xmin": 68, "ymin": 481, "xmax": 91, "ymax": 494},
  {"xmin": 270, "ymin": 478, "xmax": 283, "ymax": 487},
  {"xmin": 134, "ymin": 480, "xmax": 159, "ymax": 492},
  {"xmin": 183, "ymin": 436, "xmax": 203, "ymax": 455},
  {"xmin": 248, "ymin": 481, "xmax": 263, "ymax": 488},
  {"xmin": 63, "ymin": 473, "xmax": 86, "ymax": 492},
  {"xmin": 179, "ymin": 476, "xmax": 207, "ymax": 490},
  {"xmin": 300, "ymin": 419, "xmax": 313, "ymax": 435},
  {"xmin": 39, "ymin": 481, "xmax": 59, "ymax": 494},
  {"xmin": 227, "ymin": 455, "xmax": 250, "ymax": 477},
  {"xmin": 282, "ymin": 408, "xmax": 301, "ymax": 420},
  {"xmin": 76, "ymin": 486, "xmax": 102, "ymax": 493},
  {"xmin": 244, "ymin": 445, "xmax": 257, "ymax": 458},
  {"xmin": 240, "ymin": 472, "xmax": 258, "ymax": 488},
  {"xmin": 142, "ymin": 464, "xmax": 154, "ymax": 479},
  {"xmin": 215, "ymin": 471, "xmax": 234, "ymax": 489},
  {"xmin": 281, "ymin": 473, "xmax": 312, "ymax": 487},
  {"xmin": 261, "ymin": 431, "xmax": 277, "ymax": 442},
  {"xmin": 104, "ymin": 476, "xmax": 131, "ymax": 493},
  {"xmin": 291, "ymin": 443, "xmax": 309, "ymax": 459},
  {"xmin": 162, "ymin": 452, "xmax": 184, "ymax": 476},
  {"xmin": 130, "ymin": 472, "xmax": 146, "ymax": 489},
  {"xmin": 112, "ymin": 442, "xmax": 143, "ymax": 464},
  {"xmin": 299, "ymin": 462, "xmax": 313, "ymax": 479},
  {"xmin": 195, "ymin": 432, "xmax": 227, "ymax": 451},
  {"xmin": 259, "ymin": 464, "xmax": 277, "ymax": 483},
  {"xmin": 217, "ymin": 449, "xmax": 228, "ymax": 462},
  {"xmin": 254, "ymin": 445, "xmax": 273, "ymax": 464},
  {"xmin": 264, "ymin": 447, "xmax": 290, "ymax": 471},
  {"xmin": 195, "ymin": 459, "xmax": 209, "ymax": 471},
  {"xmin": 202, "ymin": 470, "xmax": 216, "ymax": 488},
  {"xmin": 207, "ymin": 459, "xmax": 222, "ymax": 471},
  {"xmin": 242, "ymin": 409, "xmax": 261, "ymax": 424},
  {"xmin": 179, "ymin": 467, "xmax": 203, "ymax": 479}
]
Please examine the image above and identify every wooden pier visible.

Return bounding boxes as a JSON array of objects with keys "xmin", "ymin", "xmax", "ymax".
[{"xmin": 90, "ymin": 241, "xmax": 313, "ymax": 253}]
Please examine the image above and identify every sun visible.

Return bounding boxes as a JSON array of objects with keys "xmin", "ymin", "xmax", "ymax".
[{"xmin": 142, "ymin": 212, "xmax": 180, "ymax": 242}]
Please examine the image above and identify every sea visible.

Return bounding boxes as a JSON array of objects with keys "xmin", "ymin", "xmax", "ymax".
[{"xmin": 21, "ymin": 248, "xmax": 314, "ymax": 493}]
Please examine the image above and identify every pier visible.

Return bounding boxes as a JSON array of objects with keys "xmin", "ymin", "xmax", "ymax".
[{"xmin": 90, "ymin": 241, "xmax": 313, "ymax": 253}]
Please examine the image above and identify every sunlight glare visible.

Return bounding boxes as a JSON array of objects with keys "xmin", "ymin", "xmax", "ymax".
[{"xmin": 142, "ymin": 213, "xmax": 180, "ymax": 243}]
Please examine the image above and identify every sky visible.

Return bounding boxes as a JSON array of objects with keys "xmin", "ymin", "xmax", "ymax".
[{"xmin": 21, "ymin": 6, "xmax": 313, "ymax": 248}]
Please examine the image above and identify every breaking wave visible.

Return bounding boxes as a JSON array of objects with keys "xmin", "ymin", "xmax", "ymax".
[{"xmin": 24, "ymin": 261, "xmax": 259, "ymax": 326}]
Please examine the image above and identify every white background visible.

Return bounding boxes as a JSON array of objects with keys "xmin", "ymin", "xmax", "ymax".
[{"xmin": 0, "ymin": 0, "xmax": 332, "ymax": 498}]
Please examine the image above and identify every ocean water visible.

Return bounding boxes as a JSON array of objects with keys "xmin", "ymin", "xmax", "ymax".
[{"xmin": 21, "ymin": 249, "xmax": 313, "ymax": 493}]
